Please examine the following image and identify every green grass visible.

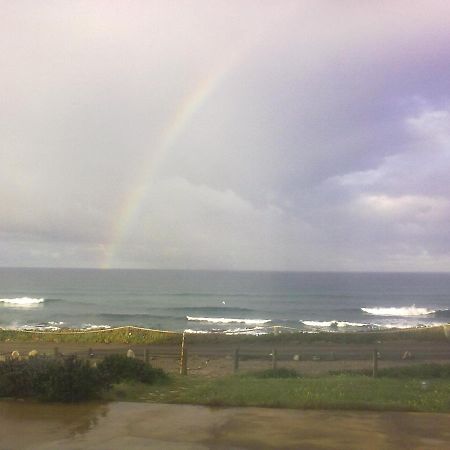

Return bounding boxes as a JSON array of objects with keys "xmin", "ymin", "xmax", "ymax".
[
  {"xmin": 244, "ymin": 368, "xmax": 301, "ymax": 379},
  {"xmin": 1, "ymin": 324, "xmax": 448, "ymax": 345},
  {"xmin": 0, "ymin": 326, "xmax": 181, "ymax": 345},
  {"xmin": 107, "ymin": 373, "xmax": 450, "ymax": 413},
  {"xmin": 330, "ymin": 363, "xmax": 450, "ymax": 379}
]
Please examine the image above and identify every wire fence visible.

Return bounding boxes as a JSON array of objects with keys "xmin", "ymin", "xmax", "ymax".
[{"xmin": 2, "ymin": 339, "xmax": 450, "ymax": 377}]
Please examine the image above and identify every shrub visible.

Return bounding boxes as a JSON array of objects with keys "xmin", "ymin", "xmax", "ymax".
[
  {"xmin": 97, "ymin": 354, "xmax": 167, "ymax": 384},
  {"xmin": 33, "ymin": 356, "xmax": 105, "ymax": 402},
  {"xmin": 0, "ymin": 356, "xmax": 107, "ymax": 402},
  {"xmin": 0, "ymin": 359, "xmax": 34, "ymax": 397}
]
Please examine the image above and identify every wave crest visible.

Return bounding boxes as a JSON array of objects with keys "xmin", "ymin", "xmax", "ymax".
[
  {"xmin": 0, "ymin": 297, "xmax": 45, "ymax": 307},
  {"xmin": 301, "ymin": 320, "xmax": 370, "ymax": 328},
  {"xmin": 186, "ymin": 316, "xmax": 271, "ymax": 325},
  {"xmin": 361, "ymin": 305, "xmax": 436, "ymax": 317}
]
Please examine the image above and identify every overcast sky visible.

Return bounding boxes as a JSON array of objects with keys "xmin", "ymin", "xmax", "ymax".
[{"xmin": 1, "ymin": 1, "xmax": 450, "ymax": 271}]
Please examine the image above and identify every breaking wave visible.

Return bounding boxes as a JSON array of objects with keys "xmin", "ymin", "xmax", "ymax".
[
  {"xmin": 81, "ymin": 323, "xmax": 112, "ymax": 330},
  {"xmin": 373, "ymin": 321, "xmax": 444, "ymax": 329},
  {"xmin": 186, "ymin": 316, "xmax": 271, "ymax": 325},
  {"xmin": 12, "ymin": 321, "xmax": 65, "ymax": 331},
  {"xmin": 301, "ymin": 320, "xmax": 371, "ymax": 328},
  {"xmin": 0, "ymin": 297, "xmax": 45, "ymax": 307},
  {"xmin": 361, "ymin": 305, "xmax": 437, "ymax": 317},
  {"xmin": 185, "ymin": 326, "xmax": 268, "ymax": 335}
]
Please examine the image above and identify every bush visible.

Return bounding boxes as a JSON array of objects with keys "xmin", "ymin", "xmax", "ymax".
[
  {"xmin": 0, "ymin": 354, "xmax": 168, "ymax": 402},
  {"xmin": 0, "ymin": 359, "xmax": 35, "ymax": 397},
  {"xmin": 97, "ymin": 354, "xmax": 167, "ymax": 384},
  {"xmin": 33, "ymin": 357, "xmax": 105, "ymax": 402},
  {"xmin": 0, "ymin": 356, "xmax": 107, "ymax": 402}
]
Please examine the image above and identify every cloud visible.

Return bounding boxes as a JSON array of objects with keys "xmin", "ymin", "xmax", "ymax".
[
  {"xmin": 114, "ymin": 176, "xmax": 321, "ymax": 270},
  {"xmin": 356, "ymin": 194, "xmax": 449, "ymax": 222},
  {"xmin": 1, "ymin": 2, "xmax": 450, "ymax": 270},
  {"xmin": 407, "ymin": 108, "xmax": 450, "ymax": 146}
]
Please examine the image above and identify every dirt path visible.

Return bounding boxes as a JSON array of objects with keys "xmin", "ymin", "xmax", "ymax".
[{"xmin": 1, "ymin": 401, "xmax": 450, "ymax": 449}]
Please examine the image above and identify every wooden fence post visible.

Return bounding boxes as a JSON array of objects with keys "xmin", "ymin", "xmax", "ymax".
[
  {"xmin": 272, "ymin": 348, "xmax": 278, "ymax": 371},
  {"xmin": 233, "ymin": 348, "xmax": 240, "ymax": 373},
  {"xmin": 372, "ymin": 349, "xmax": 378, "ymax": 377},
  {"xmin": 144, "ymin": 348, "xmax": 150, "ymax": 364},
  {"xmin": 180, "ymin": 332, "xmax": 188, "ymax": 375}
]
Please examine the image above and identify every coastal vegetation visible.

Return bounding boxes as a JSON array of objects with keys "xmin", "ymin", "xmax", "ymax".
[
  {"xmin": 1, "ymin": 350, "xmax": 449, "ymax": 412},
  {"xmin": 330, "ymin": 362, "xmax": 450, "ymax": 378},
  {"xmin": 0, "ymin": 356, "xmax": 104, "ymax": 402},
  {"xmin": 0, "ymin": 355, "xmax": 167, "ymax": 402},
  {"xmin": 108, "ymin": 366, "xmax": 450, "ymax": 413},
  {"xmin": 0, "ymin": 326, "xmax": 181, "ymax": 345},
  {"xmin": 0, "ymin": 324, "xmax": 448, "ymax": 345},
  {"xmin": 97, "ymin": 354, "xmax": 168, "ymax": 384}
]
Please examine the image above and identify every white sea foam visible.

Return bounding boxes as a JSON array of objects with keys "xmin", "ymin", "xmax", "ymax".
[
  {"xmin": 183, "ymin": 329, "xmax": 211, "ymax": 334},
  {"xmin": 16, "ymin": 322, "xmax": 62, "ymax": 331},
  {"xmin": 374, "ymin": 321, "xmax": 442, "ymax": 329},
  {"xmin": 81, "ymin": 323, "xmax": 111, "ymax": 330},
  {"xmin": 0, "ymin": 297, "xmax": 44, "ymax": 307},
  {"xmin": 186, "ymin": 316, "xmax": 271, "ymax": 325},
  {"xmin": 302, "ymin": 320, "xmax": 370, "ymax": 328},
  {"xmin": 361, "ymin": 305, "xmax": 435, "ymax": 317},
  {"xmin": 224, "ymin": 326, "xmax": 267, "ymax": 335}
]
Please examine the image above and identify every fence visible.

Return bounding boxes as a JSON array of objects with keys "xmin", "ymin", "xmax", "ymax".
[{"xmin": 2, "ymin": 339, "xmax": 450, "ymax": 378}]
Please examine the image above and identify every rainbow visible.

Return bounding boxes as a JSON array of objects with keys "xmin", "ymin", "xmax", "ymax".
[{"xmin": 101, "ymin": 49, "xmax": 247, "ymax": 269}]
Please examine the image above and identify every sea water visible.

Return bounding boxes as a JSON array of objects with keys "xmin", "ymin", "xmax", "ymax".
[{"xmin": 0, "ymin": 268, "xmax": 449, "ymax": 334}]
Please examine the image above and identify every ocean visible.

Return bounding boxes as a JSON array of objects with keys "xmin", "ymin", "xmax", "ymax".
[{"xmin": 1, "ymin": 268, "xmax": 449, "ymax": 334}]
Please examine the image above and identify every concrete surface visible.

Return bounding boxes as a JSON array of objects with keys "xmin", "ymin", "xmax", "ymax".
[{"xmin": 1, "ymin": 401, "xmax": 450, "ymax": 449}]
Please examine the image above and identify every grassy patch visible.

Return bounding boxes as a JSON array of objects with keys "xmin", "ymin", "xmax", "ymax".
[
  {"xmin": 108, "ymin": 373, "xmax": 450, "ymax": 412},
  {"xmin": 244, "ymin": 368, "xmax": 301, "ymax": 379},
  {"xmin": 0, "ymin": 326, "xmax": 181, "ymax": 345},
  {"xmin": 1, "ymin": 324, "xmax": 447, "ymax": 345},
  {"xmin": 330, "ymin": 363, "xmax": 450, "ymax": 378}
]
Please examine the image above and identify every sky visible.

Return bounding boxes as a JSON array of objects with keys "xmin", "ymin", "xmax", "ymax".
[{"xmin": 1, "ymin": 0, "xmax": 450, "ymax": 272}]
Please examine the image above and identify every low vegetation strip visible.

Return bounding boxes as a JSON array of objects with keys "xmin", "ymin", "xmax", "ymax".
[
  {"xmin": 1, "ymin": 324, "xmax": 448, "ymax": 345},
  {"xmin": 115, "ymin": 371, "xmax": 450, "ymax": 413},
  {"xmin": 330, "ymin": 363, "xmax": 450, "ymax": 378},
  {"xmin": 0, "ymin": 326, "xmax": 181, "ymax": 345}
]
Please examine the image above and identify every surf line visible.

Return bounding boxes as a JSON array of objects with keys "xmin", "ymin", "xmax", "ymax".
[{"xmin": 101, "ymin": 47, "xmax": 251, "ymax": 269}]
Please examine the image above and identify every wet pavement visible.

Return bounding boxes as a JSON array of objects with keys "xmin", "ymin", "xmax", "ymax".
[{"xmin": 1, "ymin": 401, "xmax": 450, "ymax": 449}]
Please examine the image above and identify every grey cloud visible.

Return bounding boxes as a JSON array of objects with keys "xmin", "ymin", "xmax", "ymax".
[{"xmin": 1, "ymin": 1, "xmax": 450, "ymax": 270}]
